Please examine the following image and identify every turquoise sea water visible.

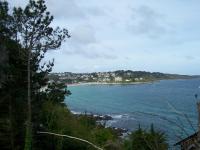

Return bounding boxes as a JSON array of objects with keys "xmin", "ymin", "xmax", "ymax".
[{"xmin": 64, "ymin": 79, "xmax": 200, "ymax": 147}]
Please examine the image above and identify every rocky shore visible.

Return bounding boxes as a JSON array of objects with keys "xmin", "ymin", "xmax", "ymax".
[{"xmin": 71, "ymin": 111, "xmax": 128, "ymax": 136}]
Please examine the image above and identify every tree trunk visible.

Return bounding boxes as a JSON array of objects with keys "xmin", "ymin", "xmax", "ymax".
[
  {"xmin": 9, "ymin": 95, "xmax": 14, "ymax": 150},
  {"xmin": 24, "ymin": 48, "xmax": 32, "ymax": 150}
]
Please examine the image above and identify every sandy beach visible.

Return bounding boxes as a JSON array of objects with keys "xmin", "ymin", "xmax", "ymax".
[{"xmin": 67, "ymin": 81, "xmax": 154, "ymax": 87}]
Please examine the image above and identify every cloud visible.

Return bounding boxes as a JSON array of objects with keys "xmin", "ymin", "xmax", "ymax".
[
  {"xmin": 128, "ymin": 5, "xmax": 170, "ymax": 38},
  {"xmin": 8, "ymin": 0, "xmax": 117, "ymax": 61},
  {"xmin": 185, "ymin": 56, "xmax": 195, "ymax": 61},
  {"xmin": 8, "ymin": 0, "xmax": 86, "ymax": 20},
  {"xmin": 8, "ymin": 0, "xmax": 27, "ymax": 8},
  {"xmin": 45, "ymin": 0, "xmax": 85, "ymax": 20},
  {"xmin": 71, "ymin": 25, "xmax": 96, "ymax": 45},
  {"xmin": 7, "ymin": 0, "xmax": 200, "ymax": 74},
  {"xmin": 62, "ymin": 24, "xmax": 117, "ymax": 60},
  {"xmin": 65, "ymin": 43, "xmax": 117, "ymax": 60},
  {"xmin": 85, "ymin": 7, "xmax": 106, "ymax": 17}
]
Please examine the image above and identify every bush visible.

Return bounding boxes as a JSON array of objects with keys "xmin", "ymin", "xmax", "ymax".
[
  {"xmin": 38, "ymin": 101, "xmax": 120, "ymax": 150},
  {"xmin": 123, "ymin": 124, "xmax": 168, "ymax": 150}
]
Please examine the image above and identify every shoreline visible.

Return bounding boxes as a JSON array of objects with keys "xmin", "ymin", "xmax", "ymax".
[
  {"xmin": 66, "ymin": 77, "xmax": 198, "ymax": 87},
  {"xmin": 70, "ymin": 110, "xmax": 129, "ymax": 136},
  {"xmin": 67, "ymin": 81, "xmax": 155, "ymax": 87}
]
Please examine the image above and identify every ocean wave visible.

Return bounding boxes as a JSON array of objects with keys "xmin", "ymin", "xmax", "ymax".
[
  {"xmin": 70, "ymin": 110, "xmax": 136, "ymax": 122},
  {"xmin": 111, "ymin": 114, "xmax": 123, "ymax": 119},
  {"xmin": 70, "ymin": 110, "xmax": 82, "ymax": 115},
  {"xmin": 110, "ymin": 113, "xmax": 135, "ymax": 120}
]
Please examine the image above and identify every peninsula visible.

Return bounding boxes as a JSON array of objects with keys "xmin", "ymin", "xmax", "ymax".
[{"xmin": 48, "ymin": 70, "xmax": 197, "ymax": 85}]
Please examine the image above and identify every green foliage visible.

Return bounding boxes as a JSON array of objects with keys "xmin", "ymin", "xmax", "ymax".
[
  {"xmin": 92, "ymin": 128, "xmax": 115, "ymax": 146},
  {"xmin": 0, "ymin": 1, "xmax": 170, "ymax": 150},
  {"xmin": 37, "ymin": 100, "xmax": 119, "ymax": 150},
  {"xmin": 0, "ymin": 0, "xmax": 70, "ymax": 149},
  {"xmin": 0, "ymin": 34, "xmax": 27, "ymax": 149},
  {"xmin": 45, "ymin": 82, "xmax": 71, "ymax": 103},
  {"xmin": 123, "ymin": 125, "xmax": 168, "ymax": 150},
  {"xmin": 10, "ymin": 0, "xmax": 70, "ymax": 149},
  {"xmin": 103, "ymin": 140, "xmax": 122, "ymax": 150}
]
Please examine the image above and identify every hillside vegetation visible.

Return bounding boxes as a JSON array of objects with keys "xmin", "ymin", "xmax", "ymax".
[
  {"xmin": 48, "ymin": 70, "xmax": 196, "ymax": 84},
  {"xmin": 0, "ymin": 0, "xmax": 168, "ymax": 149}
]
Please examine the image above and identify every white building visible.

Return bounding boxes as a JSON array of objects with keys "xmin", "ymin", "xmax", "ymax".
[{"xmin": 115, "ymin": 77, "xmax": 122, "ymax": 82}]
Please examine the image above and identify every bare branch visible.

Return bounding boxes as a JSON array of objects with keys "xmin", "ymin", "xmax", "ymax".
[
  {"xmin": 167, "ymin": 101, "xmax": 196, "ymax": 133},
  {"xmin": 37, "ymin": 131, "xmax": 104, "ymax": 150}
]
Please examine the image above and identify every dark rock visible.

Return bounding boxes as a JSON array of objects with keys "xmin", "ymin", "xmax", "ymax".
[
  {"xmin": 111, "ymin": 127, "xmax": 128, "ymax": 136},
  {"xmin": 102, "ymin": 115, "xmax": 113, "ymax": 120},
  {"xmin": 93, "ymin": 114, "xmax": 113, "ymax": 121}
]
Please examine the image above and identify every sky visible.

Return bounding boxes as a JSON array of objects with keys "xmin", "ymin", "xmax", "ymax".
[{"xmin": 8, "ymin": 0, "xmax": 200, "ymax": 75}]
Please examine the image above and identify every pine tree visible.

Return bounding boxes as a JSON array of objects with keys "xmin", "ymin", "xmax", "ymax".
[
  {"xmin": 0, "ymin": 2, "xmax": 27, "ymax": 149},
  {"xmin": 12, "ymin": 1, "xmax": 70, "ymax": 149},
  {"xmin": 0, "ymin": 0, "xmax": 70, "ymax": 149}
]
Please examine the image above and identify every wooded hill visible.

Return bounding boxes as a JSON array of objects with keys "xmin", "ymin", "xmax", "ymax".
[{"xmin": 48, "ymin": 70, "xmax": 196, "ymax": 84}]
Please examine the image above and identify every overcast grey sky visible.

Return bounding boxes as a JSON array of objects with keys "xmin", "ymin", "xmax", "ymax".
[{"xmin": 8, "ymin": 0, "xmax": 200, "ymax": 75}]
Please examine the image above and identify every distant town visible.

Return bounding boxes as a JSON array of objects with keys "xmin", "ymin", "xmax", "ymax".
[{"xmin": 48, "ymin": 70, "xmax": 196, "ymax": 85}]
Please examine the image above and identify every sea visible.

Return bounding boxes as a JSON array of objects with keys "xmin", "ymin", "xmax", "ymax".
[{"xmin": 64, "ymin": 78, "xmax": 200, "ymax": 149}]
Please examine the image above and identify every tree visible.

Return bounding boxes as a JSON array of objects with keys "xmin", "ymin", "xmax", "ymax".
[
  {"xmin": 45, "ymin": 82, "xmax": 71, "ymax": 104},
  {"xmin": 0, "ymin": 2, "xmax": 28, "ymax": 149},
  {"xmin": 124, "ymin": 125, "xmax": 168, "ymax": 150},
  {"xmin": 0, "ymin": 0, "xmax": 70, "ymax": 149}
]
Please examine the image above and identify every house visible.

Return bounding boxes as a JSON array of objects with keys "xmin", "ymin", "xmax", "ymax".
[
  {"xmin": 135, "ymin": 78, "xmax": 139, "ymax": 81},
  {"xmin": 114, "ymin": 76, "xmax": 122, "ymax": 82},
  {"xmin": 174, "ymin": 103, "xmax": 200, "ymax": 150},
  {"xmin": 174, "ymin": 132, "xmax": 199, "ymax": 150}
]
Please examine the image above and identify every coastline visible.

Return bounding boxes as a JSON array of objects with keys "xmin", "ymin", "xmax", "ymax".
[
  {"xmin": 67, "ymin": 81, "xmax": 155, "ymax": 87},
  {"xmin": 66, "ymin": 77, "xmax": 198, "ymax": 87},
  {"xmin": 70, "ymin": 110, "xmax": 129, "ymax": 136}
]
